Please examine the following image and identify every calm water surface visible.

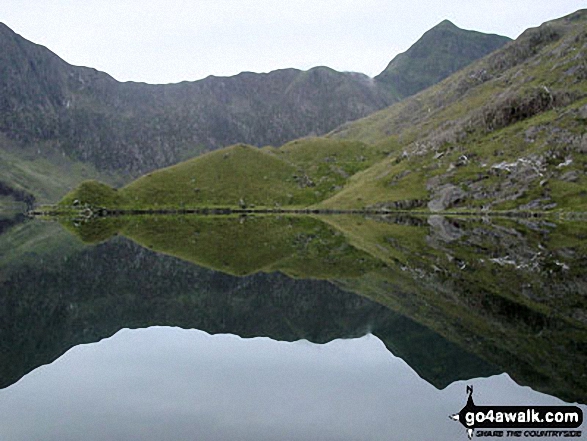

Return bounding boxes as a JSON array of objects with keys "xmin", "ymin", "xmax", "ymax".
[
  {"xmin": 0, "ymin": 214, "xmax": 585, "ymax": 440},
  {"xmin": 0, "ymin": 328, "xmax": 580, "ymax": 441}
]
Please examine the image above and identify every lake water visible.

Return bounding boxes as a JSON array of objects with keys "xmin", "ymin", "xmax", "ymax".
[{"xmin": 0, "ymin": 213, "xmax": 585, "ymax": 440}]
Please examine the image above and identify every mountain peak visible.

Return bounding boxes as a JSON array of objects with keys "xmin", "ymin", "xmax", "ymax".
[
  {"xmin": 434, "ymin": 19, "xmax": 458, "ymax": 29},
  {"xmin": 0, "ymin": 21, "xmax": 16, "ymax": 38},
  {"xmin": 375, "ymin": 21, "xmax": 511, "ymax": 98}
]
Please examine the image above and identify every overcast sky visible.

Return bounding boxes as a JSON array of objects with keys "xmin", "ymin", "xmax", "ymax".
[{"xmin": 1, "ymin": 1, "xmax": 585, "ymax": 84}]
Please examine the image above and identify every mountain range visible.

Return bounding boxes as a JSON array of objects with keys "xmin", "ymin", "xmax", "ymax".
[
  {"xmin": 56, "ymin": 9, "xmax": 587, "ymax": 214},
  {"xmin": 2, "ymin": 8, "xmax": 586, "ymax": 411},
  {"xmin": 0, "ymin": 18, "xmax": 510, "ymax": 205},
  {"xmin": 2, "ymin": 211, "xmax": 585, "ymax": 402},
  {"xmin": 0, "ymin": 221, "xmax": 497, "ymax": 392},
  {"xmin": 327, "ymin": 10, "xmax": 587, "ymax": 212}
]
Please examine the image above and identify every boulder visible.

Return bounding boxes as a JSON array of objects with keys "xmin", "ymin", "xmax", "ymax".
[{"xmin": 428, "ymin": 184, "xmax": 466, "ymax": 212}]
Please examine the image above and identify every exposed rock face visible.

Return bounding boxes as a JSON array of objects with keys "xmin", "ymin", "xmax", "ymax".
[
  {"xmin": 375, "ymin": 20, "xmax": 510, "ymax": 99},
  {"xmin": 427, "ymin": 184, "xmax": 466, "ymax": 212},
  {"xmin": 0, "ymin": 21, "xmax": 510, "ymax": 182},
  {"xmin": 331, "ymin": 10, "xmax": 587, "ymax": 212},
  {"xmin": 0, "ymin": 23, "xmax": 395, "ymax": 175}
]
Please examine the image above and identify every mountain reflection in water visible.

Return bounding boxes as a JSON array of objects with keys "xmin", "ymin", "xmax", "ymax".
[
  {"xmin": 0, "ymin": 213, "xmax": 585, "ymax": 439},
  {"xmin": 1, "ymin": 328, "xmax": 583, "ymax": 441}
]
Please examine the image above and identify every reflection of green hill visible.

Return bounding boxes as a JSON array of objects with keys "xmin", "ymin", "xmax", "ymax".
[
  {"xmin": 4, "ymin": 213, "xmax": 587, "ymax": 403},
  {"xmin": 65, "ymin": 215, "xmax": 384, "ymax": 278},
  {"xmin": 62, "ymin": 213, "xmax": 587, "ymax": 402},
  {"xmin": 0, "ymin": 230, "xmax": 496, "ymax": 391},
  {"xmin": 322, "ymin": 215, "xmax": 587, "ymax": 403}
]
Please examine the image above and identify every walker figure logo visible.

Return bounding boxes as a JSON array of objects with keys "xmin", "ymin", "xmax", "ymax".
[{"xmin": 450, "ymin": 386, "xmax": 583, "ymax": 439}]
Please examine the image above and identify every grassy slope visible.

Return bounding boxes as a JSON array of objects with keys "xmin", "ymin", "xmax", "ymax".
[
  {"xmin": 60, "ymin": 139, "xmax": 387, "ymax": 210},
  {"xmin": 60, "ymin": 214, "xmax": 384, "ymax": 278},
  {"xmin": 0, "ymin": 136, "xmax": 123, "ymax": 204},
  {"xmin": 121, "ymin": 144, "xmax": 308, "ymax": 209},
  {"xmin": 317, "ymin": 151, "xmax": 429, "ymax": 209},
  {"xmin": 58, "ymin": 11, "xmax": 586, "ymax": 213},
  {"xmin": 323, "ymin": 10, "xmax": 587, "ymax": 212}
]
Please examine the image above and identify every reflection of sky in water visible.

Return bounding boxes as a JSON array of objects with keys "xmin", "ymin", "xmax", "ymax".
[{"xmin": 0, "ymin": 327, "xmax": 584, "ymax": 441}]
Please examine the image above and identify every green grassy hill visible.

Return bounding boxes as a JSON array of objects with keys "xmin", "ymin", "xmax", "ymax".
[
  {"xmin": 325, "ymin": 10, "xmax": 587, "ymax": 212},
  {"xmin": 122, "ymin": 144, "xmax": 303, "ymax": 209},
  {"xmin": 60, "ymin": 138, "xmax": 388, "ymax": 210},
  {"xmin": 59, "ymin": 10, "xmax": 586, "ymax": 214}
]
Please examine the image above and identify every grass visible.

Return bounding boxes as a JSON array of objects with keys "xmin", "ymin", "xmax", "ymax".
[
  {"xmin": 60, "ymin": 214, "xmax": 382, "ymax": 278},
  {"xmin": 0, "ymin": 138, "xmax": 124, "ymax": 204},
  {"xmin": 57, "ymin": 12, "xmax": 587, "ymax": 214},
  {"xmin": 59, "ymin": 139, "xmax": 390, "ymax": 211},
  {"xmin": 60, "ymin": 180, "xmax": 124, "ymax": 208},
  {"xmin": 119, "ymin": 144, "xmax": 307, "ymax": 209},
  {"xmin": 549, "ymin": 179, "xmax": 587, "ymax": 212},
  {"xmin": 316, "ymin": 156, "xmax": 430, "ymax": 209}
]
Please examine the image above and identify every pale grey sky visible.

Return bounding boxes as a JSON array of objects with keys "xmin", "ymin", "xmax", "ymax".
[{"xmin": 1, "ymin": 0, "xmax": 585, "ymax": 84}]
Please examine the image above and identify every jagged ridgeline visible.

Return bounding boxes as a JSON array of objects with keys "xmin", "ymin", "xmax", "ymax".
[
  {"xmin": 375, "ymin": 19, "xmax": 510, "ymax": 99},
  {"xmin": 0, "ymin": 17, "xmax": 511, "ymax": 204},
  {"xmin": 55, "ymin": 213, "xmax": 587, "ymax": 402},
  {"xmin": 0, "ymin": 218, "xmax": 500, "ymax": 392},
  {"xmin": 327, "ymin": 10, "xmax": 587, "ymax": 212},
  {"xmin": 59, "ymin": 10, "xmax": 587, "ymax": 213}
]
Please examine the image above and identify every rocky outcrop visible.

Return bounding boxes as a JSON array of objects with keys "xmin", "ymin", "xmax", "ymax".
[
  {"xmin": 427, "ymin": 184, "xmax": 466, "ymax": 212},
  {"xmin": 0, "ymin": 20, "xmax": 510, "ymax": 184}
]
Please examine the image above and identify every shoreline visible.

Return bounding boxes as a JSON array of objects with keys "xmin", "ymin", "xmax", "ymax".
[{"xmin": 27, "ymin": 206, "xmax": 587, "ymax": 220}]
